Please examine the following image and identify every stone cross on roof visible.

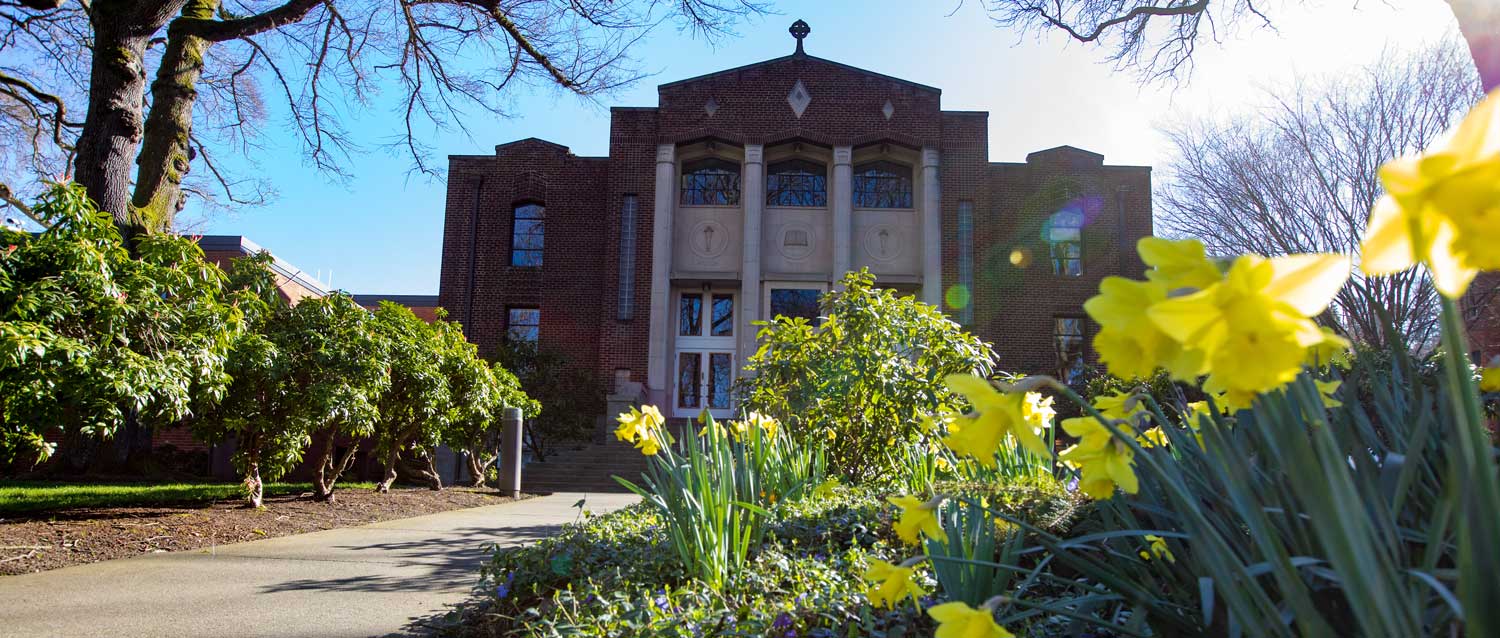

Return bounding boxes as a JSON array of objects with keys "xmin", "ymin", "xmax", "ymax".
[{"xmin": 789, "ymin": 19, "xmax": 810, "ymax": 56}]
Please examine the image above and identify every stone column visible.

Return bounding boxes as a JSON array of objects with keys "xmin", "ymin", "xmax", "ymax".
[
  {"xmin": 740, "ymin": 144, "xmax": 764, "ymax": 367},
  {"xmin": 921, "ymin": 147, "xmax": 942, "ymax": 306},
  {"xmin": 831, "ymin": 145, "xmax": 853, "ymax": 284},
  {"xmin": 646, "ymin": 144, "xmax": 676, "ymax": 407}
]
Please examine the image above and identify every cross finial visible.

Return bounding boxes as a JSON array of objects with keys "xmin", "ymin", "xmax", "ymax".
[{"xmin": 789, "ymin": 19, "xmax": 810, "ymax": 56}]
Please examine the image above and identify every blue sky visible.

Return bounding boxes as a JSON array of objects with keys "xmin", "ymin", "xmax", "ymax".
[{"xmin": 194, "ymin": 0, "xmax": 1461, "ymax": 295}]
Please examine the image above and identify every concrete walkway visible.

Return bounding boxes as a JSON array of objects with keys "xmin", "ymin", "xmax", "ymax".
[{"xmin": 0, "ymin": 492, "xmax": 639, "ymax": 638}]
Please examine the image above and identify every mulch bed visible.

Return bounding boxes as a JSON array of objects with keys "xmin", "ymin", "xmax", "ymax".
[{"xmin": 0, "ymin": 486, "xmax": 525, "ymax": 576}]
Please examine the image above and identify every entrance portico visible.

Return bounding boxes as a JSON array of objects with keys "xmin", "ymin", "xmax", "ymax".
[{"xmin": 644, "ymin": 135, "xmax": 940, "ymax": 412}]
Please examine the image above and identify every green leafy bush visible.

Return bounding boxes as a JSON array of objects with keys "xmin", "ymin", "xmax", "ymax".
[
  {"xmin": 0, "ymin": 183, "xmax": 239, "ymax": 468},
  {"xmin": 737, "ymin": 270, "xmax": 997, "ymax": 482},
  {"xmin": 492, "ymin": 342, "xmax": 598, "ymax": 461},
  {"xmin": 191, "ymin": 256, "xmax": 390, "ymax": 506}
]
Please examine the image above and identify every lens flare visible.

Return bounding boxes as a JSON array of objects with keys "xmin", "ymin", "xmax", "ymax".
[
  {"xmin": 1009, "ymin": 247, "xmax": 1033, "ymax": 267},
  {"xmin": 945, "ymin": 284, "xmax": 971, "ymax": 309}
]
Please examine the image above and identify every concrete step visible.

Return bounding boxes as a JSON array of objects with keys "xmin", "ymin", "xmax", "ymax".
[{"xmin": 517, "ymin": 442, "xmax": 654, "ymax": 492}]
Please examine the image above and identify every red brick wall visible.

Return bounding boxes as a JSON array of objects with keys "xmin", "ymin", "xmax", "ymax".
[
  {"xmin": 439, "ymin": 53, "xmax": 1155, "ymax": 386},
  {"xmin": 1466, "ymin": 272, "xmax": 1500, "ymax": 363},
  {"xmin": 973, "ymin": 148, "xmax": 1153, "ymax": 376},
  {"xmin": 437, "ymin": 140, "xmax": 610, "ymax": 378},
  {"xmin": 655, "ymin": 55, "xmax": 941, "ymax": 148}
]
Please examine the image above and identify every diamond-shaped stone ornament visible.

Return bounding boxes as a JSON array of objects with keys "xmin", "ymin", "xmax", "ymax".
[
  {"xmin": 882, "ymin": 99, "xmax": 895, "ymax": 120},
  {"xmin": 787, "ymin": 80, "xmax": 810, "ymax": 118},
  {"xmin": 704, "ymin": 97, "xmax": 719, "ymax": 116}
]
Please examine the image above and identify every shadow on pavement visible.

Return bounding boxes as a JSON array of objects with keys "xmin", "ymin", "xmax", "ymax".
[{"xmin": 255, "ymin": 522, "xmax": 564, "ymax": 596}]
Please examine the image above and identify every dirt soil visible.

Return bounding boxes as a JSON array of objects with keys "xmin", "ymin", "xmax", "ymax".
[{"xmin": 0, "ymin": 486, "xmax": 525, "ymax": 576}]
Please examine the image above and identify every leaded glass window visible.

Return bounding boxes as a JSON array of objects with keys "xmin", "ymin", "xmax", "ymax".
[
  {"xmin": 766, "ymin": 159, "xmax": 827, "ymax": 207},
  {"xmin": 1047, "ymin": 207, "xmax": 1085, "ymax": 276},
  {"xmin": 1055, "ymin": 317, "xmax": 1086, "ymax": 384},
  {"xmin": 506, "ymin": 308, "xmax": 540, "ymax": 344},
  {"xmin": 770, "ymin": 288, "xmax": 821, "ymax": 322},
  {"xmin": 617, "ymin": 195, "xmax": 638, "ymax": 321},
  {"xmin": 852, "ymin": 161, "xmax": 913, "ymax": 208},
  {"xmin": 710, "ymin": 294, "xmax": 734, "ymax": 336},
  {"xmin": 957, "ymin": 200, "xmax": 974, "ymax": 325},
  {"xmin": 679, "ymin": 293, "xmax": 703, "ymax": 336},
  {"xmin": 510, "ymin": 203, "xmax": 544, "ymax": 267},
  {"xmin": 680, "ymin": 158, "xmax": 741, "ymax": 206}
]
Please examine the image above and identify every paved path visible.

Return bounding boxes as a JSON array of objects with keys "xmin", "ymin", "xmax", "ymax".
[{"xmin": 0, "ymin": 492, "xmax": 639, "ymax": 638}]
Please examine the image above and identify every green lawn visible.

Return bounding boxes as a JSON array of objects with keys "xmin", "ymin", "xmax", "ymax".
[{"xmin": 0, "ymin": 480, "xmax": 377, "ymax": 513}]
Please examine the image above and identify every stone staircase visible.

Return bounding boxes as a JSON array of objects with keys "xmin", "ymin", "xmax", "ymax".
[{"xmin": 522, "ymin": 441, "xmax": 652, "ymax": 493}]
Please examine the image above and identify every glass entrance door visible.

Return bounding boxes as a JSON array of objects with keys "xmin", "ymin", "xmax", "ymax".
[{"xmin": 673, "ymin": 288, "xmax": 736, "ymax": 419}]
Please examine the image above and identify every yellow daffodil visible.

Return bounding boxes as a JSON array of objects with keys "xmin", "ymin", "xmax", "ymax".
[
  {"xmin": 745, "ymin": 411, "xmax": 779, "ymax": 438},
  {"xmin": 1137, "ymin": 426, "xmax": 1168, "ymax": 448},
  {"xmin": 1059, "ymin": 416, "xmax": 1138, "ymax": 499},
  {"xmin": 1482, "ymin": 367, "xmax": 1500, "ymax": 392},
  {"xmin": 1139, "ymin": 534, "xmax": 1176, "ymax": 562},
  {"xmin": 888, "ymin": 494, "xmax": 945, "ymax": 545},
  {"xmin": 928, "ymin": 601, "xmax": 1015, "ymax": 638},
  {"xmin": 1022, "ymin": 392, "xmax": 1057, "ymax": 433},
  {"xmin": 1085, "ymin": 276, "xmax": 1186, "ymax": 380},
  {"xmin": 1148, "ymin": 252, "xmax": 1351, "ymax": 410},
  {"xmin": 1093, "ymin": 391, "xmax": 1147, "ymax": 421},
  {"xmin": 863, "ymin": 559, "xmax": 927, "ymax": 609},
  {"xmin": 614, "ymin": 405, "xmax": 664, "ymax": 445},
  {"xmin": 1361, "ymin": 88, "xmax": 1500, "ymax": 298},
  {"xmin": 1139, "ymin": 236, "xmax": 1225, "ymax": 290},
  {"xmin": 812, "ymin": 478, "xmax": 839, "ymax": 499},
  {"xmin": 1306, "ymin": 327, "xmax": 1352, "ymax": 368},
  {"xmin": 1315, "ymin": 379, "xmax": 1343, "ymax": 408},
  {"xmin": 699, "ymin": 420, "xmax": 728, "ymax": 439},
  {"xmin": 943, "ymin": 375, "xmax": 1051, "ymax": 463},
  {"xmin": 633, "ymin": 432, "xmax": 663, "ymax": 456}
]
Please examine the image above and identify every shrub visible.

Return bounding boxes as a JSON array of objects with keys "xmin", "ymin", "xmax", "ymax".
[
  {"xmin": 737, "ymin": 270, "xmax": 997, "ymax": 482},
  {"xmin": 191, "ymin": 257, "xmax": 390, "ymax": 506},
  {"xmin": 492, "ymin": 342, "xmax": 598, "ymax": 461},
  {"xmin": 0, "ymin": 182, "xmax": 239, "ymax": 470}
]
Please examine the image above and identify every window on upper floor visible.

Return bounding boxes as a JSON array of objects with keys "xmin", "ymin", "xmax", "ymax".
[
  {"xmin": 766, "ymin": 159, "xmax": 828, "ymax": 207},
  {"xmin": 506, "ymin": 307, "xmax": 540, "ymax": 344},
  {"xmin": 851, "ymin": 160, "xmax": 913, "ymax": 208},
  {"xmin": 510, "ymin": 202, "xmax": 544, "ymax": 267},
  {"xmin": 680, "ymin": 157, "xmax": 741, "ymax": 206},
  {"xmin": 1047, "ymin": 206, "xmax": 1085, "ymax": 277}
]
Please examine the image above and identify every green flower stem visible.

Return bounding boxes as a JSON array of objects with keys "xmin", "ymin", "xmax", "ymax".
[{"xmin": 1437, "ymin": 294, "xmax": 1500, "ymax": 636}]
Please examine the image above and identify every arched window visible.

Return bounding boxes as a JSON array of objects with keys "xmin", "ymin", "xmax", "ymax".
[
  {"xmin": 1046, "ymin": 206, "xmax": 1085, "ymax": 276},
  {"xmin": 852, "ymin": 161, "xmax": 913, "ymax": 208},
  {"xmin": 680, "ymin": 157, "xmax": 741, "ymax": 206},
  {"xmin": 766, "ymin": 159, "xmax": 827, "ymax": 207},
  {"xmin": 510, "ymin": 202, "xmax": 544, "ymax": 267}
]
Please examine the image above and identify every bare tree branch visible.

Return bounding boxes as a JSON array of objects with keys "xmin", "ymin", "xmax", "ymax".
[{"xmin": 1157, "ymin": 39, "xmax": 1483, "ymax": 349}]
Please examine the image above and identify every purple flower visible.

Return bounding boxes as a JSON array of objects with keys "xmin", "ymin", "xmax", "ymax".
[
  {"xmin": 773, "ymin": 612, "xmax": 794, "ymax": 629},
  {"xmin": 494, "ymin": 572, "xmax": 514, "ymax": 599}
]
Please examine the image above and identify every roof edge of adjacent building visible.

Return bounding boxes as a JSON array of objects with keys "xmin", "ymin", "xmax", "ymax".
[
  {"xmin": 196, "ymin": 235, "xmax": 330, "ymax": 297},
  {"xmin": 657, "ymin": 53, "xmax": 941, "ymax": 94},
  {"xmin": 352, "ymin": 294, "xmax": 440, "ymax": 306}
]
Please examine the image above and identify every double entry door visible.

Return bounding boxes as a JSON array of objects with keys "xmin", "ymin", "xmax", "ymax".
[{"xmin": 673, "ymin": 288, "xmax": 736, "ymax": 420}]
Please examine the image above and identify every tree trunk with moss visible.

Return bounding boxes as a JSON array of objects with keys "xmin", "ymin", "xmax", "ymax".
[
  {"xmin": 73, "ymin": 1, "xmax": 181, "ymax": 238},
  {"xmin": 130, "ymin": 0, "xmax": 220, "ymax": 234}
]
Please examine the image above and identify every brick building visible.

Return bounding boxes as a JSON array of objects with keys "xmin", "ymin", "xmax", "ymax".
[
  {"xmin": 438, "ymin": 21, "xmax": 1153, "ymax": 422},
  {"xmin": 354, "ymin": 294, "xmax": 442, "ymax": 322}
]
